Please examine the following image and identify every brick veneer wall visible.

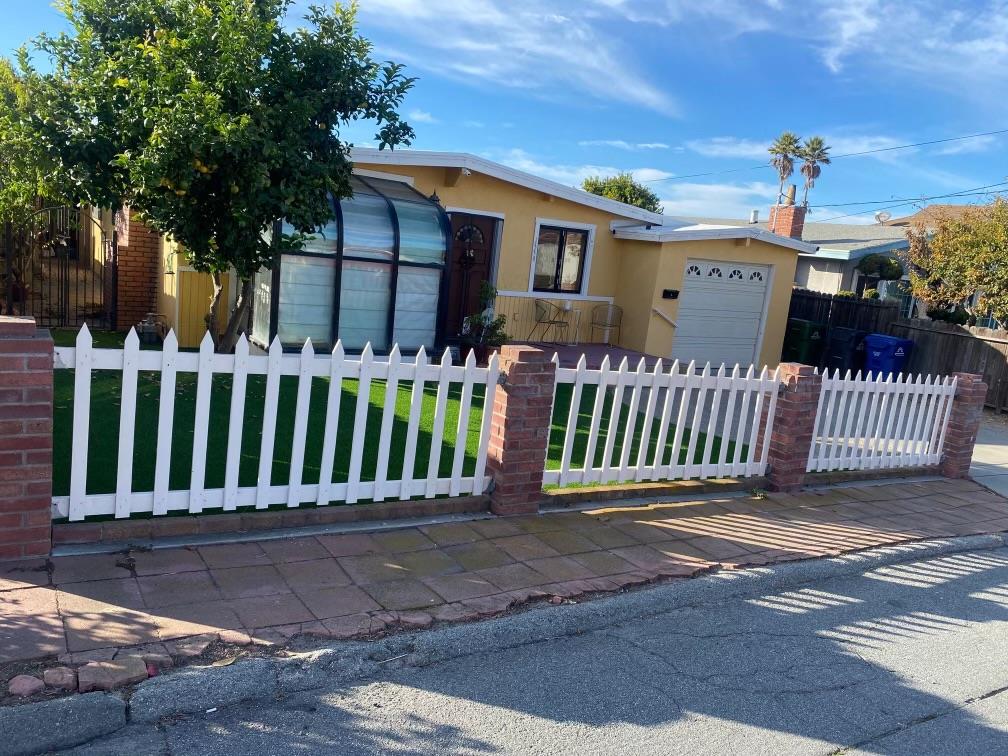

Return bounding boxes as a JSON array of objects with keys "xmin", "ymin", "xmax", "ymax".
[
  {"xmin": 0, "ymin": 317, "xmax": 53, "ymax": 561},
  {"xmin": 486, "ymin": 345, "xmax": 556, "ymax": 516},
  {"xmin": 940, "ymin": 372, "xmax": 987, "ymax": 479},
  {"xmin": 115, "ymin": 211, "xmax": 160, "ymax": 330},
  {"xmin": 765, "ymin": 362, "xmax": 821, "ymax": 492}
]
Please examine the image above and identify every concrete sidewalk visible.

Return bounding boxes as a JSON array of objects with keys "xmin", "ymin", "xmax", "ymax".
[
  {"xmin": 4, "ymin": 477, "xmax": 1008, "ymax": 674},
  {"xmin": 971, "ymin": 418, "xmax": 1008, "ymax": 497}
]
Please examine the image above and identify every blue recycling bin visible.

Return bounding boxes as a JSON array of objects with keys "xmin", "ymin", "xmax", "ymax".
[{"xmin": 863, "ymin": 334, "xmax": 913, "ymax": 377}]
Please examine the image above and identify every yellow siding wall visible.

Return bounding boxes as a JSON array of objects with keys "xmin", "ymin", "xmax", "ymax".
[
  {"xmin": 176, "ymin": 269, "xmax": 230, "ymax": 349},
  {"xmin": 158, "ymin": 237, "xmax": 179, "ymax": 336}
]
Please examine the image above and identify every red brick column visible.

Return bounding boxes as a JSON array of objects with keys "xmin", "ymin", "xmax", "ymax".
[
  {"xmin": 940, "ymin": 372, "xmax": 987, "ymax": 479},
  {"xmin": 766, "ymin": 363, "xmax": 821, "ymax": 492},
  {"xmin": 115, "ymin": 211, "xmax": 160, "ymax": 331},
  {"xmin": 0, "ymin": 317, "xmax": 53, "ymax": 561},
  {"xmin": 486, "ymin": 346, "xmax": 556, "ymax": 516}
]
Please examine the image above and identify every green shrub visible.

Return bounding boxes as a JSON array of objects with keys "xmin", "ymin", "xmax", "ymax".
[
  {"xmin": 835, "ymin": 290, "xmax": 857, "ymax": 298},
  {"xmin": 856, "ymin": 254, "xmax": 904, "ymax": 280},
  {"xmin": 863, "ymin": 288, "xmax": 880, "ymax": 299}
]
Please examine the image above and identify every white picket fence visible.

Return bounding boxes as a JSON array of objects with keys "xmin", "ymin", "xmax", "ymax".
[
  {"xmin": 545, "ymin": 357, "xmax": 781, "ymax": 487},
  {"xmin": 806, "ymin": 370, "xmax": 957, "ymax": 473},
  {"xmin": 53, "ymin": 326, "xmax": 499, "ymax": 521}
]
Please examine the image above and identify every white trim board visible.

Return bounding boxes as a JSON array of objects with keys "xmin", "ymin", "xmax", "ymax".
[
  {"xmin": 614, "ymin": 224, "xmax": 818, "ymax": 254},
  {"xmin": 526, "ymin": 218, "xmax": 597, "ymax": 297},
  {"xmin": 351, "ymin": 148, "xmax": 665, "ymax": 225},
  {"xmin": 496, "ymin": 290, "xmax": 613, "ymax": 303},
  {"xmin": 353, "ymin": 168, "xmax": 416, "ymax": 186}
]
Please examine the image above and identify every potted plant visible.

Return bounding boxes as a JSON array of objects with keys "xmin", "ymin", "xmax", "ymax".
[{"xmin": 461, "ymin": 281, "xmax": 508, "ymax": 365}]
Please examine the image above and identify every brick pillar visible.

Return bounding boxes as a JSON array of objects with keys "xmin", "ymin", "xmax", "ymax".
[
  {"xmin": 486, "ymin": 345, "xmax": 556, "ymax": 516},
  {"xmin": 939, "ymin": 372, "xmax": 987, "ymax": 479},
  {"xmin": 766, "ymin": 363, "xmax": 821, "ymax": 492},
  {"xmin": 114, "ymin": 211, "xmax": 160, "ymax": 331},
  {"xmin": 0, "ymin": 317, "xmax": 53, "ymax": 561}
]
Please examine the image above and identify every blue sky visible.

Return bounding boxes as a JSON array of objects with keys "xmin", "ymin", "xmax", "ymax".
[{"xmin": 6, "ymin": 1, "xmax": 1008, "ymax": 223}]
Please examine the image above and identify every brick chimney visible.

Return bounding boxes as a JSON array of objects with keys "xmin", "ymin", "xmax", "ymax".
[{"xmin": 768, "ymin": 185, "xmax": 807, "ymax": 240}]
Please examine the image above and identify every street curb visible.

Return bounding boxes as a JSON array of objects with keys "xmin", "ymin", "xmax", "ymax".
[{"xmin": 4, "ymin": 532, "xmax": 1007, "ymax": 753}]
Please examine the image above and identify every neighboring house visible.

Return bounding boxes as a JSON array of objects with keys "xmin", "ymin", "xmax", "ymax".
[
  {"xmin": 883, "ymin": 204, "xmax": 981, "ymax": 228},
  {"xmin": 133, "ymin": 149, "xmax": 818, "ymax": 368},
  {"xmin": 681, "ymin": 209, "xmax": 919, "ymax": 317}
]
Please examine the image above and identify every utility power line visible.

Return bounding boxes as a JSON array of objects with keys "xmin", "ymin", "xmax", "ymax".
[
  {"xmin": 814, "ymin": 182, "xmax": 1008, "ymax": 223},
  {"xmin": 809, "ymin": 181, "xmax": 1008, "ymax": 210},
  {"xmin": 644, "ymin": 127, "xmax": 1008, "ymax": 183}
]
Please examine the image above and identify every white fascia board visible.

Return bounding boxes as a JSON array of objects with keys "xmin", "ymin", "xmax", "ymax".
[
  {"xmin": 844, "ymin": 240, "xmax": 910, "ymax": 260},
  {"xmin": 613, "ymin": 224, "xmax": 818, "ymax": 254},
  {"xmin": 351, "ymin": 148, "xmax": 666, "ymax": 225}
]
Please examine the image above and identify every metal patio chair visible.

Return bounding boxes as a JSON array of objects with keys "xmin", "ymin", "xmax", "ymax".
[
  {"xmin": 591, "ymin": 303, "xmax": 622, "ymax": 345},
  {"xmin": 528, "ymin": 298, "xmax": 570, "ymax": 343}
]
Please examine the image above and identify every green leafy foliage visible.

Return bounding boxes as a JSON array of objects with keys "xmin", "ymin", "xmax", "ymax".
[
  {"xmin": 856, "ymin": 253, "xmax": 903, "ymax": 280},
  {"xmin": 863, "ymin": 288, "xmax": 880, "ymax": 299},
  {"xmin": 0, "ymin": 56, "xmax": 58, "ymax": 225},
  {"xmin": 903, "ymin": 199, "xmax": 1008, "ymax": 323},
  {"xmin": 24, "ymin": 0, "xmax": 415, "ymax": 348},
  {"xmin": 461, "ymin": 281, "xmax": 508, "ymax": 347},
  {"xmin": 798, "ymin": 136, "xmax": 831, "ymax": 206},
  {"xmin": 835, "ymin": 290, "xmax": 857, "ymax": 298},
  {"xmin": 582, "ymin": 172, "xmax": 663, "ymax": 214}
]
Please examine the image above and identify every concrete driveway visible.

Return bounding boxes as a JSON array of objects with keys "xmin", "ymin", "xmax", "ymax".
[{"xmin": 971, "ymin": 417, "xmax": 1008, "ymax": 496}]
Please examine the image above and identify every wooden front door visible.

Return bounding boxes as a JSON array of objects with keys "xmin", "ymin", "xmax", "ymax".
[{"xmin": 444, "ymin": 212, "xmax": 498, "ymax": 341}]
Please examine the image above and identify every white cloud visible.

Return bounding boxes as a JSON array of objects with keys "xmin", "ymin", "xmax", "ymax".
[
  {"xmin": 579, "ymin": 140, "xmax": 670, "ymax": 150},
  {"xmin": 491, "ymin": 148, "xmax": 673, "ymax": 186},
  {"xmin": 407, "ymin": 109, "xmax": 438, "ymax": 123},
  {"xmin": 350, "ymin": 0, "xmax": 677, "ymax": 115},
  {"xmin": 935, "ymin": 134, "xmax": 999, "ymax": 155},
  {"xmin": 656, "ymin": 181, "xmax": 778, "ymax": 219},
  {"xmin": 685, "ymin": 137, "xmax": 769, "ymax": 159},
  {"xmin": 462, "ymin": 120, "xmax": 485, "ymax": 128}
]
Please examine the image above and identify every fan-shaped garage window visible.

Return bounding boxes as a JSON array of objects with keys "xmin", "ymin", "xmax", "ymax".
[
  {"xmin": 686, "ymin": 264, "xmax": 702, "ymax": 277},
  {"xmin": 728, "ymin": 269, "xmax": 743, "ymax": 280},
  {"xmin": 707, "ymin": 266, "xmax": 723, "ymax": 278},
  {"xmin": 749, "ymin": 270, "xmax": 764, "ymax": 282}
]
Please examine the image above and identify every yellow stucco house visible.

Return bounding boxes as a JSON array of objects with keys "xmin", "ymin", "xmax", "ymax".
[{"xmin": 159, "ymin": 149, "xmax": 816, "ymax": 368}]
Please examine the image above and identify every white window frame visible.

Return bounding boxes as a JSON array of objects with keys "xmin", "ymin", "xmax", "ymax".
[{"xmin": 527, "ymin": 217, "xmax": 596, "ymax": 298}]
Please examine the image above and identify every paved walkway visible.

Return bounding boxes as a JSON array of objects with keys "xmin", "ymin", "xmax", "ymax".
[
  {"xmin": 3, "ymin": 478, "xmax": 1008, "ymax": 668},
  {"xmin": 971, "ymin": 418, "xmax": 1008, "ymax": 497}
]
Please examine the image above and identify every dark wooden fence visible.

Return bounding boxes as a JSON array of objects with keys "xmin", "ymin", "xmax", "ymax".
[
  {"xmin": 887, "ymin": 319, "xmax": 1008, "ymax": 411},
  {"xmin": 788, "ymin": 289, "xmax": 899, "ymax": 333}
]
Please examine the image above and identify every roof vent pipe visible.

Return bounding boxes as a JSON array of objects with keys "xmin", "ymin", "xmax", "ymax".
[{"xmin": 749, "ymin": 209, "xmax": 759, "ymax": 224}]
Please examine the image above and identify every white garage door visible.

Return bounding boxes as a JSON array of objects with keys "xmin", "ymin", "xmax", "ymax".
[{"xmin": 670, "ymin": 259, "xmax": 771, "ymax": 368}]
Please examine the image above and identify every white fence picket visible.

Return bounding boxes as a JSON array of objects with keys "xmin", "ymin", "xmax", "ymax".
[
  {"xmin": 316, "ymin": 341, "xmax": 346, "ymax": 506},
  {"xmin": 472, "ymin": 352, "xmax": 500, "ymax": 496},
  {"xmin": 372, "ymin": 345, "xmax": 401, "ymax": 503},
  {"xmin": 223, "ymin": 335, "xmax": 249, "ymax": 512},
  {"xmin": 152, "ymin": 331, "xmax": 178, "ymax": 517},
  {"xmin": 399, "ymin": 346, "xmax": 427, "ymax": 500},
  {"xmin": 346, "ymin": 343, "xmax": 374, "ymax": 505},
  {"xmin": 286, "ymin": 339, "xmax": 315, "ymax": 508},
  {"xmin": 449, "ymin": 350, "xmax": 477, "ymax": 497},
  {"xmin": 114, "ymin": 329, "xmax": 140, "ymax": 519},
  {"xmin": 67, "ymin": 325, "xmax": 93, "ymax": 522},
  {"xmin": 425, "ymin": 349, "xmax": 453, "ymax": 498},
  {"xmin": 256, "ymin": 337, "xmax": 283, "ymax": 509},
  {"xmin": 188, "ymin": 332, "xmax": 215, "ymax": 514},
  {"xmin": 807, "ymin": 370, "xmax": 957, "ymax": 472}
]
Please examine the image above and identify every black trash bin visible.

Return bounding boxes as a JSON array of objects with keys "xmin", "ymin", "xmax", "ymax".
[
  {"xmin": 822, "ymin": 327, "xmax": 867, "ymax": 375},
  {"xmin": 782, "ymin": 318, "xmax": 828, "ymax": 365}
]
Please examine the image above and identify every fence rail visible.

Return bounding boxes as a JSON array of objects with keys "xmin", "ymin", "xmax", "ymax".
[
  {"xmin": 54, "ymin": 326, "xmax": 499, "ymax": 521},
  {"xmin": 789, "ymin": 288, "xmax": 899, "ymax": 334},
  {"xmin": 806, "ymin": 369, "xmax": 956, "ymax": 473},
  {"xmin": 546, "ymin": 357, "xmax": 780, "ymax": 487}
]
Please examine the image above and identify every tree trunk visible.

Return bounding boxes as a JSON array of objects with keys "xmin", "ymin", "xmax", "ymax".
[
  {"xmin": 205, "ymin": 270, "xmax": 224, "ymax": 351},
  {"xmin": 217, "ymin": 275, "xmax": 254, "ymax": 353}
]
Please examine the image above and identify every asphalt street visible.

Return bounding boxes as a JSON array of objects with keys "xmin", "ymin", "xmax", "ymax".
[{"xmin": 59, "ymin": 544, "xmax": 1008, "ymax": 755}]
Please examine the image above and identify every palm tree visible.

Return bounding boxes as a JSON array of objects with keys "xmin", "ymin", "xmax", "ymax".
[
  {"xmin": 799, "ymin": 136, "xmax": 831, "ymax": 206},
  {"xmin": 768, "ymin": 131, "xmax": 802, "ymax": 204}
]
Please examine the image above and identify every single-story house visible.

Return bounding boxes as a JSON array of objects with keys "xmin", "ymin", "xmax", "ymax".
[{"xmin": 129, "ymin": 149, "xmax": 819, "ymax": 368}]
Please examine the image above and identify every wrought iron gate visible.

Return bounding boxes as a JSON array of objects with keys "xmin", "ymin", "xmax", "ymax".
[{"xmin": 1, "ymin": 206, "xmax": 116, "ymax": 330}]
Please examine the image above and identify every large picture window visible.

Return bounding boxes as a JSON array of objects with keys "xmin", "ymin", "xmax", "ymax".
[{"xmin": 532, "ymin": 224, "xmax": 589, "ymax": 294}]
